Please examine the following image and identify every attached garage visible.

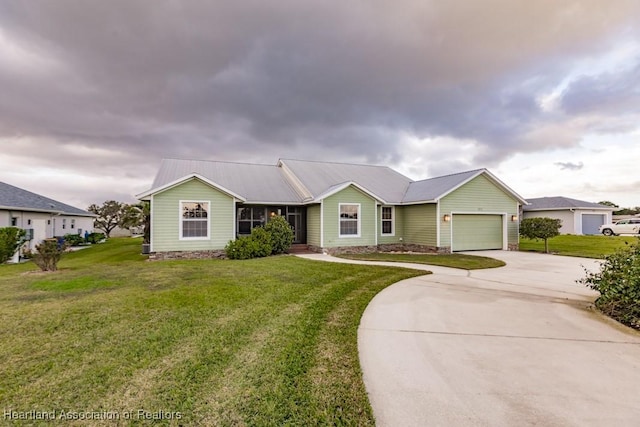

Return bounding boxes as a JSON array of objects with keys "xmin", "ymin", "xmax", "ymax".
[
  {"xmin": 581, "ymin": 214, "xmax": 606, "ymax": 235},
  {"xmin": 452, "ymin": 214, "xmax": 504, "ymax": 251}
]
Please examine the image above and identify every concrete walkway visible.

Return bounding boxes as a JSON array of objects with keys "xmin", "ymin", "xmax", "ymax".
[{"xmin": 296, "ymin": 251, "xmax": 640, "ymax": 427}]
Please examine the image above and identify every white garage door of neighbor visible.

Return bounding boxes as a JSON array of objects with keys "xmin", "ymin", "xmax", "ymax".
[
  {"xmin": 582, "ymin": 214, "xmax": 606, "ymax": 235},
  {"xmin": 452, "ymin": 214, "xmax": 503, "ymax": 251}
]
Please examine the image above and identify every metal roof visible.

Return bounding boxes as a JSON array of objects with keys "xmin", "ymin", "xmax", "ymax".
[
  {"xmin": 0, "ymin": 181, "xmax": 94, "ymax": 216},
  {"xmin": 403, "ymin": 169, "xmax": 484, "ymax": 203},
  {"xmin": 523, "ymin": 196, "xmax": 615, "ymax": 211},
  {"xmin": 150, "ymin": 159, "xmax": 304, "ymax": 204},
  {"xmin": 279, "ymin": 159, "xmax": 412, "ymax": 203},
  {"xmin": 143, "ymin": 159, "xmax": 526, "ymax": 206}
]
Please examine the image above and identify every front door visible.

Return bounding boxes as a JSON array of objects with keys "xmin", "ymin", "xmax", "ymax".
[{"xmin": 286, "ymin": 207, "xmax": 305, "ymax": 244}]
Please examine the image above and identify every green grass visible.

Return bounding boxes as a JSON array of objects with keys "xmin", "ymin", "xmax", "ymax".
[
  {"xmin": 519, "ymin": 235, "xmax": 640, "ymax": 258},
  {"xmin": 336, "ymin": 252, "xmax": 505, "ymax": 269},
  {"xmin": 0, "ymin": 238, "xmax": 424, "ymax": 425}
]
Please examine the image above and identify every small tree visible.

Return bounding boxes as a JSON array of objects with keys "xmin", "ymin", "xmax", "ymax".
[
  {"xmin": 87, "ymin": 200, "xmax": 125, "ymax": 237},
  {"xmin": 31, "ymin": 239, "xmax": 67, "ymax": 271},
  {"xmin": 0, "ymin": 227, "xmax": 26, "ymax": 263},
  {"xmin": 264, "ymin": 215, "xmax": 294, "ymax": 254},
  {"xmin": 520, "ymin": 217, "xmax": 562, "ymax": 254}
]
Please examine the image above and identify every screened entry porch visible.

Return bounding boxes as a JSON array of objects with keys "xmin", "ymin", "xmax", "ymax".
[{"xmin": 237, "ymin": 205, "xmax": 307, "ymax": 244}]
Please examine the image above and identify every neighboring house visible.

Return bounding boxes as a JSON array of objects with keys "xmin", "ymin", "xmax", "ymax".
[
  {"xmin": 522, "ymin": 196, "xmax": 615, "ymax": 235},
  {"xmin": 0, "ymin": 181, "xmax": 95, "ymax": 251},
  {"xmin": 137, "ymin": 159, "xmax": 527, "ymax": 259}
]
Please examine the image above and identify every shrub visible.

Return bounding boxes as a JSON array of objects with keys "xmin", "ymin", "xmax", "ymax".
[
  {"xmin": 264, "ymin": 215, "xmax": 294, "ymax": 254},
  {"xmin": 578, "ymin": 239, "xmax": 640, "ymax": 329},
  {"xmin": 64, "ymin": 233, "xmax": 85, "ymax": 247},
  {"xmin": 86, "ymin": 232, "xmax": 106, "ymax": 244},
  {"xmin": 225, "ymin": 236, "xmax": 260, "ymax": 260},
  {"xmin": 31, "ymin": 239, "xmax": 67, "ymax": 271},
  {"xmin": 520, "ymin": 217, "xmax": 562, "ymax": 253},
  {"xmin": 0, "ymin": 227, "xmax": 26, "ymax": 264},
  {"xmin": 225, "ymin": 227, "xmax": 273, "ymax": 260}
]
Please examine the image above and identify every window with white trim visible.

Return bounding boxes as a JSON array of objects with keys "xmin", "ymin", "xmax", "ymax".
[
  {"xmin": 339, "ymin": 204, "xmax": 360, "ymax": 237},
  {"xmin": 62, "ymin": 218, "xmax": 67, "ymax": 229},
  {"xmin": 181, "ymin": 201, "xmax": 210, "ymax": 239},
  {"xmin": 381, "ymin": 206, "xmax": 394, "ymax": 235},
  {"xmin": 71, "ymin": 219, "xmax": 75, "ymax": 229}
]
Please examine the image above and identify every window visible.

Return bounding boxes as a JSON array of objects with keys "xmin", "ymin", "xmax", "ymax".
[
  {"xmin": 62, "ymin": 219, "xmax": 67, "ymax": 229},
  {"xmin": 381, "ymin": 206, "xmax": 394, "ymax": 235},
  {"xmin": 180, "ymin": 201, "xmax": 209, "ymax": 239},
  {"xmin": 11, "ymin": 217, "xmax": 17, "ymax": 226},
  {"xmin": 237, "ymin": 207, "xmax": 266, "ymax": 235},
  {"xmin": 71, "ymin": 219, "xmax": 75, "ymax": 229},
  {"xmin": 339, "ymin": 204, "xmax": 360, "ymax": 237},
  {"xmin": 27, "ymin": 219, "xmax": 32, "ymax": 225}
]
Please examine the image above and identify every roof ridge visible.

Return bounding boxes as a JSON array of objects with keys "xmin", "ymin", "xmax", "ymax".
[
  {"xmin": 162, "ymin": 157, "xmax": 276, "ymax": 167},
  {"xmin": 410, "ymin": 168, "xmax": 485, "ymax": 184}
]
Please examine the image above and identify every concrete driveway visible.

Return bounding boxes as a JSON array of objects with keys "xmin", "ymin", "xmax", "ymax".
[{"xmin": 298, "ymin": 251, "xmax": 640, "ymax": 426}]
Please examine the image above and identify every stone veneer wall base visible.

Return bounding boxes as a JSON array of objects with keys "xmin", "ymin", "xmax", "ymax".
[{"xmin": 149, "ymin": 250, "xmax": 226, "ymax": 261}]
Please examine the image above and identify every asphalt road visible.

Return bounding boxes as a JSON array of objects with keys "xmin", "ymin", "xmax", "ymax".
[{"xmin": 299, "ymin": 251, "xmax": 640, "ymax": 426}]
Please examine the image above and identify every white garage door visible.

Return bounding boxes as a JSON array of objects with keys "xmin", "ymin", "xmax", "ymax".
[{"xmin": 452, "ymin": 214, "xmax": 503, "ymax": 251}]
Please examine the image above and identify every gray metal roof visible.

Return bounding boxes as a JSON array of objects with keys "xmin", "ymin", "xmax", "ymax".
[
  {"xmin": 523, "ymin": 196, "xmax": 615, "ymax": 211},
  {"xmin": 150, "ymin": 159, "xmax": 304, "ymax": 204},
  {"xmin": 144, "ymin": 159, "xmax": 526, "ymax": 206},
  {"xmin": 0, "ymin": 181, "xmax": 94, "ymax": 216},
  {"xmin": 279, "ymin": 159, "xmax": 412, "ymax": 203},
  {"xmin": 403, "ymin": 169, "xmax": 484, "ymax": 203}
]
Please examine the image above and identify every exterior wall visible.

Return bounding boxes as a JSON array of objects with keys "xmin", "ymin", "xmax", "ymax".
[
  {"xmin": 322, "ymin": 186, "xmax": 376, "ymax": 247},
  {"xmin": 306, "ymin": 204, "xmax": 321, "ymax": 247},
  {"xmin": 403, "ymin": 204, "xmax": 437, "ymax": 247},
  {"xmin": 53, "ymin": 215, "xmax": 94, "ymax": 237},
  {"xmin": 377, "ymin": 205, "xmax": 405, "ymax": 245},
  {"xmin": 440, "ymin": 174, "xmax": 520, "ymax": 249},
  {"xmin": 523, "ymin": 210, "xmax": 576, "ymax": 234},
  {"xmin": 151, "ymin": 179, "xmax": 235, "ymax": 252}
]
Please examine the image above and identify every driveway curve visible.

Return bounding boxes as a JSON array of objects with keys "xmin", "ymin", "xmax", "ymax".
[{"xmin": 297, "ymin": 251, "xmax": 640, "ymax": 426}]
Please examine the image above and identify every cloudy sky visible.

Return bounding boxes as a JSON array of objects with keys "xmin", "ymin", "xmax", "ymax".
[{"xmin": 1, "ymin": 0, "xmax": 639, "ymax": 209}]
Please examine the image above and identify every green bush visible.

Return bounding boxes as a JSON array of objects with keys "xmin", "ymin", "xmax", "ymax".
[
  {"xmin": 31, "ymin": 239, "xmax": 67, "ymax": 271},
  {"xmin": 264, "ymin": 215, "xmax": 294, "ymax": 254},
  {"xmin": 86, "ymin": 232, "xmax": 106, "ymax": 244},
  {"xmin": 0, "ymin": 227, "xmax": 26, "ymax": 263},
  {"xmin": 520, "ymin": 217, "xmax": 562, "ymax": 253},
  {"xmin": 64, "ymin": 233, "xmax": 85, "ymax": 246},
  {"xmin": 225, "ymin": 236, "xmax": 260, "ymax": 260},
  {"xmin": 579, "ymin": 239, "xmax": 640, "ymax": 329},
  {"xmin": 225, "ymin": 227, "xmax": 274, "ymax": 260}
]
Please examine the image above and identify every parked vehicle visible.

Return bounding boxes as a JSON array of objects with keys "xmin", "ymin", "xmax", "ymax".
[{"xmin": 599, "ymin": 218, "xmax": 640, "ymax": 236}]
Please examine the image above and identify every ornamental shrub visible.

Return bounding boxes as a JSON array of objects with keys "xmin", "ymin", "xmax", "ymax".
[
  {"xmin": 225, "ymin": 227, "xmax": 274, "ymax": 260},
  {"xmin": 31, "ymin": 238, "xmax": 67, "ymax": 271},
  {"xmin": 64, "ymin": 233, "xmax": 85, "ymax": 247},
  {"xmin": 0, "ymin": 227, "xmax": 26, "ymax": 263},
  {"xmin": 520, "ymin": 217, "xmax": 562, "ymax": 253},
  {"xmin": 86, "ymin": 232, "xmax": 106, "ymax": 244},
  {"xmin": 249, "ymin": 227, "xmax": 273, "ymax": 258},
  {"xmin": 578, "ymin": 238, "xmax": 640, "ymax": 329},
  {"xmin": 264, "ymin": 215, "xmax": 294, "ymax": 254}
]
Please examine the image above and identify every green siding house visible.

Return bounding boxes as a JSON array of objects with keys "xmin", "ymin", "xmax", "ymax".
[{"xmin": 137, "ymin": 159, "xmax": 527, "ymax": 259}]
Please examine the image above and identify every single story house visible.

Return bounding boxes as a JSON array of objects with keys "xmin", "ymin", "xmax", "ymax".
[
  {"xmin": 0, "ymin": 181, "xmax": 95, "ymax": 252},
  {"xmin": 137, "ymin": 159, "xmax": 527, "ymax": 259},
  {"xmin": 522, "ymin": 196, "xmax": 615, "ymax": 235}
]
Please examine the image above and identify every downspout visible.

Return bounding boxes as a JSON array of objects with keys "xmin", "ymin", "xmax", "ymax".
[
  {"xmin": 374, "ymin": 203, "xmax": 378, "ymax": 246},
  {"xmin": 149, "ymin": 195, "xmax": 154, "ymax": 253},
  {"xmin": 436, "ymin": 201, "xmax": 441, "ymax": 248}
]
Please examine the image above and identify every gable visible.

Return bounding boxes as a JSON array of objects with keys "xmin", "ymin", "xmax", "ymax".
[{"xmin": 441, "ymin": 174, "xmax": 520, "ymax": 210}]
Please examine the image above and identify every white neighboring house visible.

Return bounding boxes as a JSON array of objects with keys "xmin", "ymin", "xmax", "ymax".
[
  {"xmin": 0, "ymin": 181, "xmax": 96, "ymax": 259},
  {"xmin": 522, "ymin": 196, "xmax": 616, "ymax": 235}
]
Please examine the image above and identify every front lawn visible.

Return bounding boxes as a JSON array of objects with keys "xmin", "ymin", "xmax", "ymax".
[
  {"xmin": 519, "ymin": 235, "xmax": 639, "ymax": 258},
  {"xmin": 0, "ymin": 238, "xmax": 424, "ymax": 425},
  {"xmin": 336, "ymin": 252, "xmax": 505, "ymax": 269}
]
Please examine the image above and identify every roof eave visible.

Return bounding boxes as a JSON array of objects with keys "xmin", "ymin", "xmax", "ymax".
[{"xmin": 136, "ymin": 173, "xmax": 247, "ymax": 202}]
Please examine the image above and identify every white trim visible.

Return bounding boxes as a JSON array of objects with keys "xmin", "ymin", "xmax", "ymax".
[
  {"xmin": 436, "ymin": 202, "xmax": 441, "ymax": 247},
  {"xmin": 579, "ymin": 211, "xmax": 608, "ymax": 235},
  {"xmin": 380, "ymin": 205, "xmax": 395, "ymax": 237},
  {"xmin": 320, "ymin": 201, "xmax": 324, "ymax": 248},
  {"xmin": 338, "ymin": 203, "xmax": 361, "ymax": 238},
  {"xmin": 375, "ymin": 204, "xmax": 378, "ymax": 245},
  {"xmin": 150, "ymin": 195, "xmax": 154, "ymax": 252},
  {"xmin": 179, "ymin": 200, "xmax": 211, "ymax": 241},
  {"xmin": 277, "ymin": 160, "xmax": 314, "ymax": 201},
  {"xmin": 450, "ymin": 211, "xmax": 509, "ymax": 251},
  {"xmin": 137, "ymin": 174, "xmax": 246, "ymax": 201},
  {"xmin": 314, "ymin": 181, "xmax": 387, "ymax": 205},
  {"xmin": 232, "ymin": 198, "xmax": 237, "ymax": 240}
]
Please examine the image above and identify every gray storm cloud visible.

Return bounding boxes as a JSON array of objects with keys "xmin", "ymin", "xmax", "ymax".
[{"xmin": 0, "ymin": 0, "xmax": 639, "ymax": 205}]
